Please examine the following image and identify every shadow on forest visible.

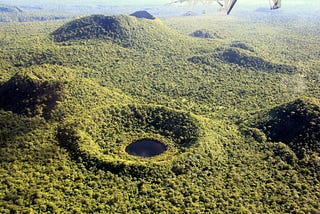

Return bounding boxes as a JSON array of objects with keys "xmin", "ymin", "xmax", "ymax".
[
  {"xmin": 0, "ymin": 110, "xmax": 43, "ymax": 147},
  {"xmin": 258, "ymin": 98, "xmax": 320, "ymax": 159},
  {"xmin": 0, "ymin": 72, "xmax": 64, "ymax": 120}
]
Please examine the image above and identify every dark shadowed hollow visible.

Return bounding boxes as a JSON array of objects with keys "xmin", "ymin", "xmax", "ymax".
[{"xmin": 125, "ymin": 139, "xmax": 167, "ymax": 157}]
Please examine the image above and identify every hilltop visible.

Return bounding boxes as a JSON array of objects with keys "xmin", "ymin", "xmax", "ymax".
[
  {"xmin": 130, "ymin": 10, "xmax": 155, "ymax": 20},
  {"xmin": 190, "ymin": 29, "xmax": 215, "ymax": 39},
  {"xmin": 189, "ymin": 47, "xmax": 296, "ymax": 73},
  {"xmin": 51, "ymin": 15, "xmax": 137, "ymax": 44},
  {"xmin": 51, "ymin": 14, "xmax": 177, "ymax": 49},
  {"xmin": 0, "ymin": 70, "xmax": 64, "ymax": 119},
  {"xmin": 258, "ymin": 97, "xmax": 320, "ymax": 159}
]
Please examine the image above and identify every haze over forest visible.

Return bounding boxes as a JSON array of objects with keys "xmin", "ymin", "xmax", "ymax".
[{"xmin": 1, "ymin": 0, "xmax": 320, "ymax": 17}]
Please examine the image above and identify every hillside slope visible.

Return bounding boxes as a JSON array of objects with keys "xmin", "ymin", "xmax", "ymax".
[
  {"xmin": 0, "ymin": 70, "xmax": 64, "ymax": 119},
  {"xmin": 258, "ymin": 97, "xmax": 320, "ymax": 158},
  {"xmin": 51, "ymin": 14, "xmax": 179, "ymax": 50}
]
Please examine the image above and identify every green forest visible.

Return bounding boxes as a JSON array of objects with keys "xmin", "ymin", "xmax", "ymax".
[{"xmin": 0, "ymin": 9, "xmax": 319, "ymax": 213}]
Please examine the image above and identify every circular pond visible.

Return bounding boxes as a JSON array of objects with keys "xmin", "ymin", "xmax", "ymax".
[{"xmin": 125, "ymin": 139, "xmax": 167, "ymax": 157}]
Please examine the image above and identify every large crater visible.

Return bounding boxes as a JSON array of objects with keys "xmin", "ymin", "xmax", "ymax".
[{"xmin": 57, "ymin": 104, "xmax": 200, "ymax": 174}]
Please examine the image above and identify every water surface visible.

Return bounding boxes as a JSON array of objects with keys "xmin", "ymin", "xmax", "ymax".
[{"xmin": 125, "ymin": 139, "xmax": 166, "ymax": 157}]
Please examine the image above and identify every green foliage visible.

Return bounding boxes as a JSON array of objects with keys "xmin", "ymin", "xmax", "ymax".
[
  {"xmin": 51, "ymin": 14, "xmax": 172, "ymax": 50},
  {"xmin": 258, "ymin": 97, "xmax": 320, "ymax": 158},
  {"xmin": 217, "ymin": 47, "xmax": 295, "ymax": 73},
  {"xmin": 0, "ymin": 70, "xmax": 64, "ymax": 119},
  {"xmin": 56, "ymin": 104, "xmax": 200, "ymax": 176},
  {"xmin": 130, "ymin": 11, "xmax": 156, "ymax": 20},
  {"xmin": 190, "ymin": 29, "xmax": 213, "ymax": 39},
  {"xmin": 189, "ymin": 47, "xmax": 296, "ymax": 73},
  {"xmin": 230, "ymin": 41, "xmax": 254, "ymax": 52},
  {"xmin": 0, "ymin": 13, "xmax": 319, "ymax": 213},
  {"xmin": 51, "ymin": 15, "xmax": 134, "ymax": 43}
]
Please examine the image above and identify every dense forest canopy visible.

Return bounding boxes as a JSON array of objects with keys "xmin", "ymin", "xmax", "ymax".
[{"xmin": 0, "ymin": 3, "xmax": 319, "ymax": 213}]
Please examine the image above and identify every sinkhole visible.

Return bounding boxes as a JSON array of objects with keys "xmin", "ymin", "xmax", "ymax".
[{"xmin": 125, "ymin": 139, "xmax": 167, "ymax": 158}]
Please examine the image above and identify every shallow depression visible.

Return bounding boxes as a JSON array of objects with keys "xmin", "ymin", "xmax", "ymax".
[{"xmin": 125, "ymin": 139, "xmax": 167, "ymax": 157}]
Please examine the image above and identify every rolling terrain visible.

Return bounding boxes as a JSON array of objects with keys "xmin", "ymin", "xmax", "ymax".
[{"xmin": 0, "ymin": 11, "xmax": 319, "ymax": 213}]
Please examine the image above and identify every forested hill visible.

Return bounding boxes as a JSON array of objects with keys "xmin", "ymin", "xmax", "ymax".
[
  {"xmin": 51, "ymin": 14, "xmax": 182, "ymax": 50},
  {"xmin": 257, "ymin": 97, "xmax": 320, "ymax": 160},
  {"xmin": 0, "ymin": 13, "xmax": 319, "ymax": 213}
]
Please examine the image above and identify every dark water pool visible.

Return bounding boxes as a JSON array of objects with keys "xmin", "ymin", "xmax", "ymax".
[{"xmin": 125, "ymin": 139, "xmax": 166, "ymax": 157}]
